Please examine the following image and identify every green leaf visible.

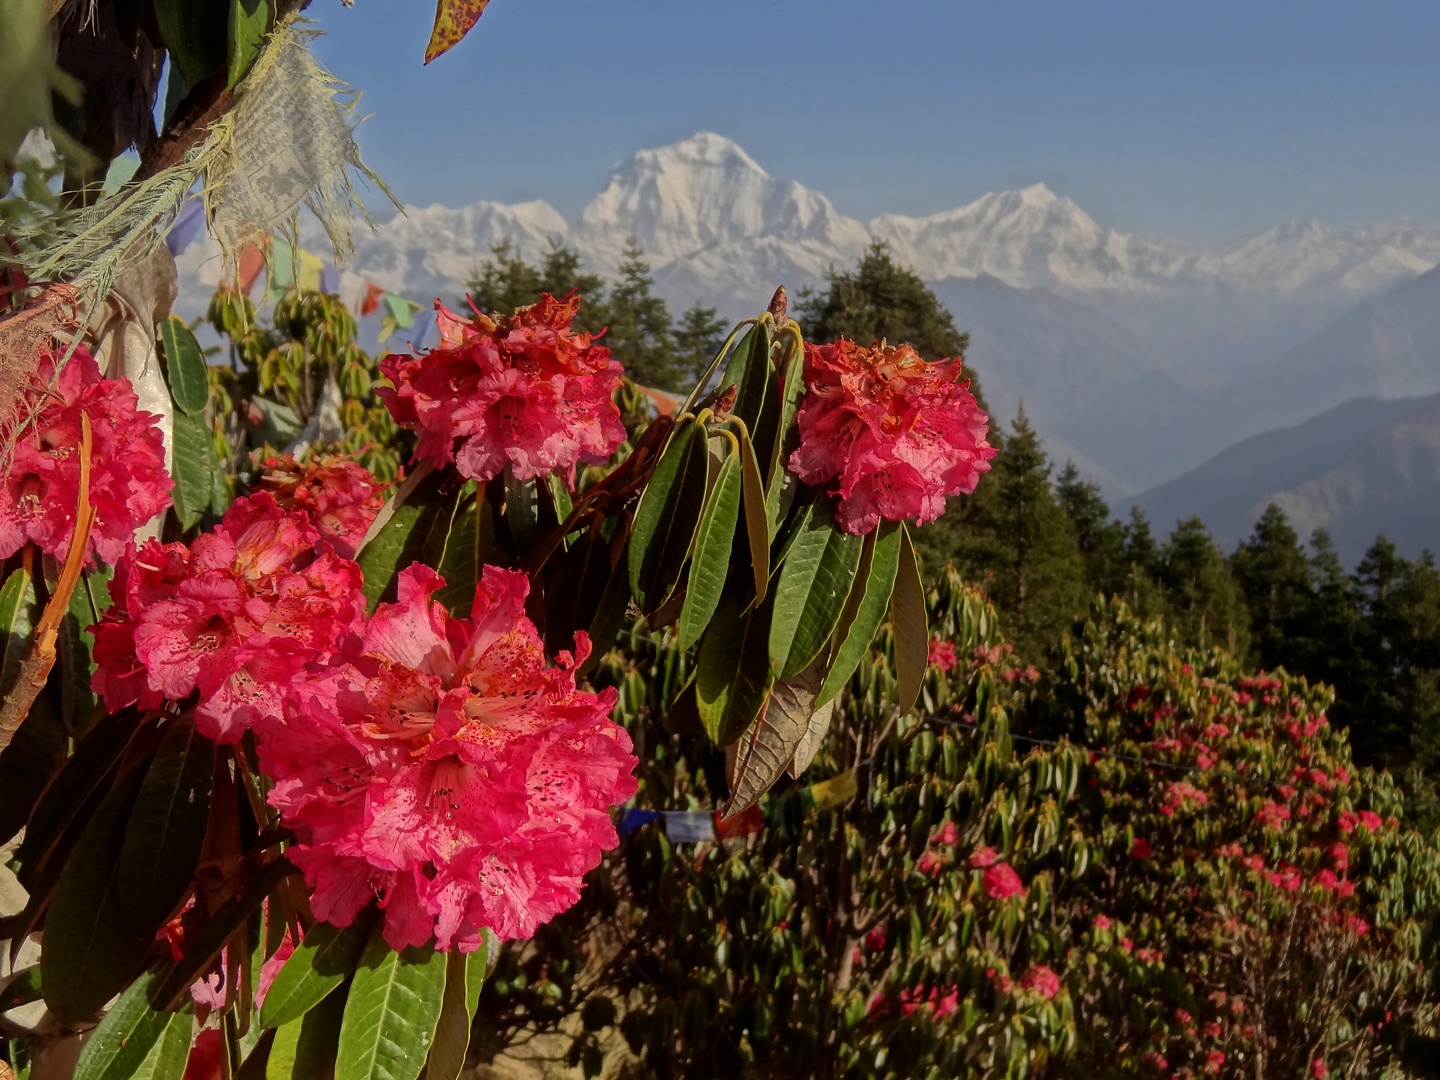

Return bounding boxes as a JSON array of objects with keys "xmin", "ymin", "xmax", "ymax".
[
  {"xmin": 816, "ymin": 522, "xmax": 902, "ymax": 708},
  {"xmin": 267, "ymin": 981, "xmax": 350, "ymax": 1080},
  {"xmin": 696, "ymin": 592, "xmax": 775, "ymax": 746},
  {"xmin": 425, "ymin": 941, "xmax": 489, "ymax": 1080},
  {"xmin": 719, "ymin": 324, "xmax": 772, "ymax": 434},
  {"xmin": 503, "ymin": 470, "xmax": 537, "ymax": 552},
  {"xmin": 735, "ymin": 423, "xmax": 771, "ymax": 597},
  {"xmin": 678, "ymin": 451, "xmax": 741, "ymax": 651},
  {"xmin": 543, "ymin": 523, "xmax": 619, "ymax": 657},
  {"xmin": 171, "ymin": 410, "xmax": 221, "ymax": 530},
  {"xmin": 890, "ymin": 524, "xmax": 929, "ymax": 714},
  {"xmin": 334, "ymin": 932, "xmax": 448, "ymax": 1080},
  {"xmin": 578, "ymin": 545, "xmax": 632, "ymax": 676},
  {"xmin": 227, "ymin": 0, "xmax": 269, "ymax": 89},
  {"xmin": 356, "ymin": 480, "xmax": 447, "ymax": 612},
  {"xmin": 0, "ymin": 568, "xmax": 58, "ymax": 844},
  {"xmin": 41, "ymin": 766, "xmax": 152, "ymax": 1023},
  {"xmin": 768, "ymin": 333, "xmax": 807, "ymax": 491},
  {"xmin": 259, "ymin": 909, "xmax": 379, "ymax": 1030},
  {"xmin": 627, "ymin": 420, "xmax": 709, "ymax": 613},
  {"xmin": 118, "ymin": 714, "xmax": 215, "ymax": 932},
  {"xmin": 768, "ymin": 499, "xmax": 863, "ymax": 680},
  {"xmin": 153, "ymin": 0, "xmax": 228, "ymax": 87},
  {"xmin": 58, "ymin": 571, "xmax": 99, "ymax": 732},
  {"xmin": 158, "ymin": 316, "xmax": 210, "ymax": 416},
  {"xmin": 72, "ymin": 968, "xmax": 172, "ymax": 1080},
  {"xmin": 129, "ymin": 1005, "xmax": 193, "ymax": 1080},
  {"xmin": 432, "ymin": 489, "xmax": 503, "ymax": 617}
]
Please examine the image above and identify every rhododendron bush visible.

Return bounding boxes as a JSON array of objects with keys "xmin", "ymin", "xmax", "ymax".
[
  {"xmin": 0, "ymin": 273, "xmax": 993, "ymax": 1079},
  {"xmin": 469, "ymin": 586, "xmax": 1440, "ymax": 1079}
]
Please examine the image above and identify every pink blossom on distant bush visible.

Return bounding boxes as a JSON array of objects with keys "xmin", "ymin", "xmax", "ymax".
[
  {"xmin": 1020, "ymin": 965, "xmax": 1061, "ymax": 999},
  {"xmin": 786, "ymin": 338, "xmax": 994, "ymax": 534},
  {"xmin": 983, "ymin": 862, "xmax": 1025, "ymax": 900},
  {"xmin": 379, "ymin": 293, "xmax": 626, "ymax": 487},
  {"xmin": 1129, "ymin": 837, "xmax": 1153, "ymax": 860},
  {"xmin": 968, "ymin": 845, "xmax": 999, "ymax": 868},
  {"xmin": 927, "ymin": 635, "xmax": 958, "ymax": 672},
  {"xmin": 0, "ymin": 345, "xmax": 171, "ymax": 564},
  {"xmin": 256, "ymin": 564, "xmax": 636, "ymax": 951}
]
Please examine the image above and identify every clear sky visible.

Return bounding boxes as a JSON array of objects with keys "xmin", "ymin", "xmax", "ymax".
[{"xmin": 310, "ymin": 0, "xmax": 1440, "ymax": 244}]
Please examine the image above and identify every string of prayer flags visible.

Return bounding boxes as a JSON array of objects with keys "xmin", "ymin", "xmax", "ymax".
[
  {"xmin": 380, "ymin": 292, "xmax": 423, "ymax": 341},
  {"xmin": 662, "ymin": 811, "xmax": 715, "ymax": 844},
  {"xmin": 807, "ymin": 770, "xmax": 859, "ymax": 812},
  {"xmin": 618, "ymin": 808, "xmax": 662, "ymax": 836},
  {"xmin": 714, "ymin": 804, "xmax": 764, "ymax": 840},
  {"xmin": 295, "ymin": 247, "xmax": 326, "ymax": 294},
  {"xmin": 237, "ymin": 243, "xmax": 267, "ymax": 295},
  {"xmin": 360, "ymin": 281, "xmax": 385, "ymax": 316},
  {"xmin": 164, "ymin": 198, "xmax": 206, "ymax": 257},
  {"xmin": 320, "ymin": 262, "xmax": 341, "ymax": 296}
]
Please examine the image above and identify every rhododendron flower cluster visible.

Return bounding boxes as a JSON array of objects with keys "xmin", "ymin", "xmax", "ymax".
[
  {"xmin": 379, "ymin": 294, "xmax": 626, "ymax": 487},
  {"xmin": 257, "ymin": 453, "xmax": 387, "ymax": 558},
  {"xmin": 255, "ymin": 564, "xmax": 637, "ymax": 950},
  {"xmin": 982, "ymin": 861, "xmax": 1026, "ymax": 900},
  {"xmin": 91, "ymin": 493, "xmax": 366, "ymax": 742},
  {"xmin": 1019, "ymin": 965, "xmax": 1061, "ymax": 999},
  {"xmin": 786, "ymin": 338, "xmax": 994, "ymax": 534},
  {"xmin": 0, "ymin": 345, "xmax": 171, "ymax": 564},
  {"xmin": 927, "ymin": 635, "xmax": 958, "ymax": 672}
]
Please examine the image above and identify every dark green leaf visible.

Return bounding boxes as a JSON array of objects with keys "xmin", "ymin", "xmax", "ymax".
[
  {"xmin": 696, "ymin": 592, "xmax": 775, "ymax": 746},
  {"xmin": 719, "ymin": 324, "xmax": 772, "ymax": 433},
  {"xmin": 425, "ymin": 942, "xmax": 488, "ymax": 1080},
  {"xmin": 768, "ymin": 499, "xmax": 863, "ymax": 680},
  {"xmin": 171, "ymin": 410, "xmax": 220, "ymax": 530},
  {"xmin": 130, "ymin": 1005, "xmax": 193, "ymax": 1080},
  {"xmin": 578, "ymin": 544, "xmax": 632, "ymax": 677},
  {"xmin": 227, "ymin": 0, "xmax": 269, "ymax": 89},
  {"xmin": 768, "ymin": 333, "xmax": 807, "ymax": 491},
  {"xmin": 0, "ymin": 570, "xmax": 59, "ymax": 844},
  {"xmin": 72, "ymin": 969, "xmax": 174, "ymax": 1080},
  {"xmin": 267, "ymin": 980, "xmax": 349, "ymax": 1080},
  {"xmin": 678, "ymin": 451, "xmax": 741, "ymax": 651},
  {"xmin": 356, "ymin": 478, "xmax": 447, "ymax": 612},
  {"xmin": 628, "ymin": 421, "xmax": 709, "ymax": 613},
  {"xmin": 0, "ymin": 566, "xmax": 37, "ymax": 697},
  {"xmin": 890, "ymin": 524, "xmax": 928, "ymax": 714},
  {"xmin": 16, "ymin": 716, "xmax": 141, "ymax": 884},
  {"xmin": 432, "ymin": 489, "xmax": 503, "ymax": 617},
  {"xmin": 118, "ymin": 714, "xmax": 215, "ymax": 932},
  {"xmin": 503, "ymin": 470, "xmax": 537, "ymax": 553},
  {"xmin": 158, "ymin": 316, "xmax": 210, "ymax": 416},
  {"xmin": 735, "ymin": 424, "xmax": 771, "ymax": 598},
  {"xmin": 334, "ymin": 930, "xmax": 448, "ymax": 1080},
  {"xmin": 259, "ymin": 909, "xmax": 379, "ymax": 1030},
  {"xmin": 816, "ymin": 522, "xmax": 902, "ymax": 707},
  {"xmin": 543, "ymin": 524, "xmax": 617, "ymax": 657},
  {"xmin": 152, "ymin": 0, "xmax": 228, "ymax": 87},
  {"xmin": 58, "ymin": 571, "xmax": 99, "ymax": 733},
  {"xmin": 41, "ymin": 766, "xmax": 151, "ymax": 1022}
]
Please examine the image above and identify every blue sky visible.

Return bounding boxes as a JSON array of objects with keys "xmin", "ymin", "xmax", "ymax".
[{"xmin": 311, "ymin": 0, "xmax": 1440, "ymax": 244}]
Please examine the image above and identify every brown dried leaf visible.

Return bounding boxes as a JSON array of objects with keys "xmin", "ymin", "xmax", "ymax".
[
  {"xmin": 723, "ymin": 662, "xmax": 823, "ymax": 818},
  {"xmin": 424, "ymin": 0, "xmax": 493, "ymax": 64}
]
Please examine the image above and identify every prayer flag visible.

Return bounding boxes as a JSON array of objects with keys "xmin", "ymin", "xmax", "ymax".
[{"xmin": 662, "ymin": 811, "xmax": 715, "ymax": 844}]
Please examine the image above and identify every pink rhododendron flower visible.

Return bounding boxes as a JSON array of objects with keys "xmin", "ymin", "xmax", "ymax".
[
  {"xmin": 1092, "ymin": 914, "xmax": 1113, "ymax": 932},
  {"xmin": 1204, "ymin": 1051, "xmax": 1226, "ymax": 1074},
  {"xmin": 915, "ymin": 850, "xmax": 943, "ymax": 877},
  {"xmin": 256, "ymin": 564, "xmax": 637, "ymax": 951},
  {"xmin": 968, "ymin": 845, "xmax": 999, "ymax": 868},
  {"xmin": 1160, "ymin": 781, "xmax": 1209, "ymax": 817},
  {"xmin": 1255, "ymin": 800, "xmax": 1291, "ymax": 829},
  {"xmin": 0, "ymin": 345, "xmax": 171, "ymax": 564},
  {"xmin": 257, "ymin": 453, "xmax": 387, "ymax": 559},
  {"xmin": 1130, "ymin": 838, "xmax": 1153, "ymax": 860},
  {"xmin": 1020, "ymin": 965, "xmax": 1061, "ymax": 999},
  {"xmin": 379, "ymin": 294, "xmax": 626, "ymax": 487},
  {"xmin": 927, "ymin": 635, "xmax": 958, "ymax": 672},
  {"xmin": 91, "ymin": 494, "xmax": 366, "ymax": 741},
  {"xmin": 786, "ymin": 338, "xmax": 994, "ymax": 534},
  {"xmin": 982, "ymin": 862, "xmax": 1025, "ymax": 900},
  {"xmin": 1358, "ymin": 809, "xmax": 1383, "ymax": 831},
  {"xmin": 929, "ymin": 820, "xmax": 959, "ymax": 847},
  {"xmin": 1312, "ymin": 1059, "xmax": 1328, "ymax": 1078}
]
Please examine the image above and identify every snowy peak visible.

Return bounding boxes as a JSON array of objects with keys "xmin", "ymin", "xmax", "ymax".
[{"xmin": 578, "ymin": 131, "xmax": 869, "ymax": 265}]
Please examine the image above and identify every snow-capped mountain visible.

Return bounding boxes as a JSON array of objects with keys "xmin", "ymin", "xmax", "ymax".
[{"xmin": 317, "ymin": 131, "xmax": 1438, "ymax": 326}]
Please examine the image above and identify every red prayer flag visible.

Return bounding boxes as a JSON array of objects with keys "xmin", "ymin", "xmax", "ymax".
[
  {"xmin": 360, "ymin": 282, "xmax": 385, "ymax": 317},
  {"xmin": 714, "ymin": 804, "xmax": 764, "ymax": 839},
  {"xmin": 237, "ymin": 243, "xmax": 267, "ymax": 295}
]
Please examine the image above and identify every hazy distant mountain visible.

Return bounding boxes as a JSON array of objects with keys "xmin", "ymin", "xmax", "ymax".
[
  {"xmin": 1061, "ymin": 266, "xmax": 1440, "ymax": 491},
  {"xmin": 1132, "ymin": 393, "xmax": 1440, "ymax": 564}
]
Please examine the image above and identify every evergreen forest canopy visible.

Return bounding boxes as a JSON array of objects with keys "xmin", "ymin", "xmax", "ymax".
[{"xmin": 467, "ymin": 238, "xmax": 1440, "ymax": 834}]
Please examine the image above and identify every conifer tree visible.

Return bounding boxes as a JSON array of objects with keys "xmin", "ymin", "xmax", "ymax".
[
  {"xmin": 1157, "ymin": 518, "xmax": 1251, "ymax": 655},
  {"xmin": 1056, "ymin": 462, "xmax": 1126, "ymax": 596},
  {"xmin": 604, "ymin": 240, "xmax": 683, "ymax": 391},
  {"xmin": 676, "ymin": 301, "xmax": 727, "ymax": 386},
  {"xmin": 1230, "ymin": 503, "xmax": 1314, "ymax": 670}
]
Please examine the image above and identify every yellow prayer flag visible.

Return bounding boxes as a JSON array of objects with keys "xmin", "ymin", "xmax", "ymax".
[{"xmin": 808, "ymin": 770, "xmax": 858, "ymax": 812}]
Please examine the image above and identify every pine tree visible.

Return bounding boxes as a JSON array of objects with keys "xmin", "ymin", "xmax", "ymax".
[
  {"xmin": 1156, "ymin": 518, "xmax": 1251, "ymax": 655},
  {"xmin": 605, "ymin": 240, "xmax": 683, "ymax": 391},
  {"xmin": 465, "ymin": 240, "xmax": 609, "ymax": 333},
  {"xmin": 1056, "ymin": 462, "xmax": 1126, "ymax": 596},
  {"xmin": 676, "ymin": 302, "xmax": 728, "ymax": 387},
  {"xmin": 1230, "ymin": 504, "xmax": 1314, "ymax": 670},
  {"xmin": 939, "ymin": 407, "xmax": 1087, "ymax": 659}
]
